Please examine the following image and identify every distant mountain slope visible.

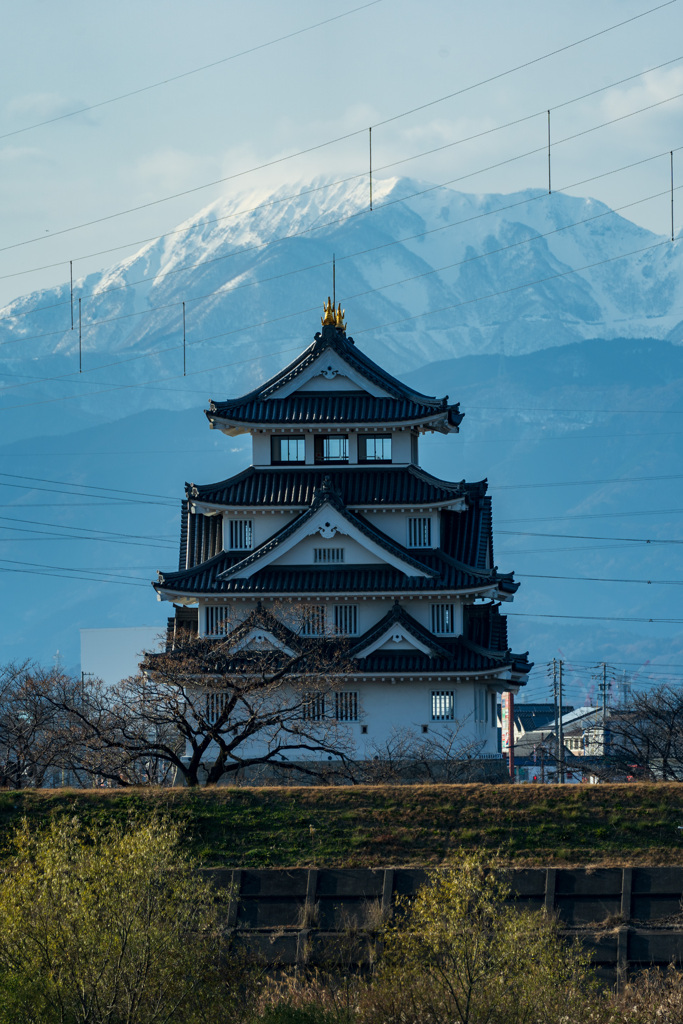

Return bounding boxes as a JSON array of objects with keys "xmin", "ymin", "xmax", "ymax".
[{"xmin": 2, "ymin": 176, "xmax": 683, "ymax": 443}]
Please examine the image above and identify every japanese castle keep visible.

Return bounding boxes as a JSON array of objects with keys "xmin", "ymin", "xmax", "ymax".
[{"xmin": 153, "ymin": 299, "xmax": 531, "ymax": 767}]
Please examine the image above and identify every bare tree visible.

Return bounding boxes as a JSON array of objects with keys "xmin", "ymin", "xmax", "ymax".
[
  {"xmin": 0, "ymin": 661, "xmax": 82, "ymax": 788},
  {"xmin": 53, "ymin": 611, "xmax": 356, "ymax": 788},
  {"xmin": 596, "ymin": 684, "xmax": 683, "ymax": 782}
]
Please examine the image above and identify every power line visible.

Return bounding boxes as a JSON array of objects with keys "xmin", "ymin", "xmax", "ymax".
[
  {"xmin": 517, "ymin": 572, "xmax": 683, "ymax": 585},
  {"xmin": 499, "ymin": 507, "xmax": 683, "ymax": 524},
  {"xmin": 0, "ymin": 564, "xmax": 150, "ymax": 588},
  {"xmin": 1, "ymin": 8, "xmax": 679, "ymax": 260},
  {"xmin": 508, "ymin": 611, "xmax": 683, "ymax": 623},
  {"xmin": 372, "ymin": 0, "xmax": 679, "ymax": 128},
  {"xmin": 2, "ymin": 176, "xmax": 676, "ymax": 395},
  {"xmin": 0, "ymin": 1, "xmax": 385, "ymax": 142},
  {"xmin": 0, "ymin": 471, "xmax": 176, "ymax": 503},
  {"xmin": 497, "ymin": 529, "xmax": 683, "ymax": 544}
]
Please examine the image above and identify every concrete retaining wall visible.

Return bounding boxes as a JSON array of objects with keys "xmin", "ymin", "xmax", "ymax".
[{"xmin": 204, "ymin": 866, "xmax": 683, "ymax": 976}]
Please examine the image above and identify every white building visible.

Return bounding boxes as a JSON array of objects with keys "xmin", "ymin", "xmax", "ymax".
[{"xmin": 152, "ymin": 302, "xmax": 531, "ymax": 769}]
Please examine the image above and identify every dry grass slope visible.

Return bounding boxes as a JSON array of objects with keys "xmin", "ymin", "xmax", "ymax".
[{"xmin": 0, "ymin": 784, "xmax": 681, "ymax": 866}]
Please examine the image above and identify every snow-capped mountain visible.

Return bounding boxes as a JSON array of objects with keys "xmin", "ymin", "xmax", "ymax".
[{"xmin": 2, "ymin": 175, "xmax": 682, "ymax": 439}]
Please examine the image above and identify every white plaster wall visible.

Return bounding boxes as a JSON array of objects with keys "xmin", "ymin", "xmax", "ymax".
[
  {"xmin": 362, "ymin": 509, "xmax": 438, "ymax": 548},
  {"xmin": 388, "ymin": 430, "xmax": 412, "ymax": 463},
  {"xmin": 192, "ymin": 677, "xmax": 501, "ymax": 762},
  {"xmin": 252, "ymin": 432, "xmax": 273, "ymax": 466},
  {"xmin": 80, "ymin": 627, "xmax": 163, "ymax": 687}
]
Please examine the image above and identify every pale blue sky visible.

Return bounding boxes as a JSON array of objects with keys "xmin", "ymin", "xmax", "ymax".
[{"xmin": 1, "ymin": 0, "xmax": 682, "ymax": 307}]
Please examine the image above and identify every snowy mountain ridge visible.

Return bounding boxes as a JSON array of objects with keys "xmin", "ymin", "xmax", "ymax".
[{"xmin": 5, "ymin": 173, "xmax": 683, "ymax": 415}]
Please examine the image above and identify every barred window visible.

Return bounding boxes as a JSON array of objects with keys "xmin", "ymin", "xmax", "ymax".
[
  {"xmin": 407, "ymin": 516, "xmax": 432, "ymax": 548},
  {"xmin": 303, "ymin": 692, "xmax": 326, "ymax": 721},
  {"xmin": 205, "ymin": 605, "xmax": 231, "ymax": 636},
  {"xmin": 314, "ymin": 547, "xmax": 344, "ymax": 564},
  {"xmin": 431, "ymin": 603, "xmax": 455, "ymax": 635},
  {"xmin": 335, "ymin": 691, "xmax": 359, "ymax": 722},
  {"xmin": 431, "ymin": 690, "xmax": 455, "ymax": 721},
  {"xmin": 300, "ymin": 605, "xmax": 326, "ymax": 636},
  {"xmin": 334, "ymin": 604, "xmax": 359, "ymax": 636},
  {"xmin": 206, "ymin": 690, "xmax": 228, "ymax": 725},
  {"xmin": 228, "ymin": 519, "xmax": 253, "ymax": 551}
]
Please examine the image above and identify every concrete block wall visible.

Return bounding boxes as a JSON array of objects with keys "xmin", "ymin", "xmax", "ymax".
[{"xmin": 204, "ymin": 866, "xmax": 683, "ymax": 975}]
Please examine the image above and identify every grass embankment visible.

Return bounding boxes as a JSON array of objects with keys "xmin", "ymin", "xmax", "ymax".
[{"xmin": 0, "ymin": 784, "xmax": 681, "ymax": 867}]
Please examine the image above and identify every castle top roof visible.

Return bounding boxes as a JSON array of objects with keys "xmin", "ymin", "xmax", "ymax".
[{"xmin": 206, "ymin": 322, "xmax": 463, "ymax": 431}]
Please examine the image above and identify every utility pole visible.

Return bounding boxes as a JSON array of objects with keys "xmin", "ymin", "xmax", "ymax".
[
  {"xmin": 552, "ymin": 658, "xmax": 559, "ymax": 782},
  {"xmin": 540, "ymin": 736, "xmax": 546, "ymax": 784},
  {"xmin": 507, "ymin": 691, "xmax": 515, "ymax": 782},
  {"xmin": 601, "ymin": 662, "xmax": 607, "ymax": 757},
  {"xmin": 558, "ymin": 659, "xmax": 565, "ymax": 784}
]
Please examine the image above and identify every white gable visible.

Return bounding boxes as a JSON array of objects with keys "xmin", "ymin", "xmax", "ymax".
[
  {"xmin": 268, "ymin": 350, "xmax": 392, "ymax": 399},
  {"xmin": 230, "ymin": 627, "xmax": 297, "ymax": 657},
  {"xmin": 355, "ymin": 624, "xmax": 434, "ymax": 658},
  {"xmin": 220, "ymin": 500, "xmax": 433, "ymax": 580}
]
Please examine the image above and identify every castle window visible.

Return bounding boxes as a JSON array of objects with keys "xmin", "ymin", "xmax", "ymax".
[
  {"xmin": 407, "ymin": 516, "xmax": 432, "ymax": 548},
  {"xmin": 303, "ymin": 692, "xmax": 326, "ymax": 721},
  {"xmin": 334, "ymin": 604, "xmax": 359, "ymax": 635},
  {"xmin": 272, "ymin": 436, "xmax": 305, "ymax": 463},
  {"xmin": 300, "ymin": 605, "xmax": 326, "ymax": 636},
  {"xmin": 205, "ymin": 605, "xmax": 231, "ymax": 636},
  {"xmin": 432, "ymin": 690, "xmax": 455, "ymax": 721},
  {"xmin": 359, "ymin": 434, "xmax": 391, "ymax": 462},
  {"xmin": 431, "ymin": 603, "xmax": 455, "ymax": 635},
  {"xmin": 228, "ymin": 519, "xmax": 253, "ymax": 551},
  {"xmin": 335, "ymin": 691, "xmax": 359, "ymax": 721},
  {"xmin": 314, "ymin": 547, "xmax": 344, "ymax": 565},
  {"xmin": 206, "ymin": 690, "xmax": 228, "ymax": 725},
  {"xmin": 314, "ymin": 435, "xmax": 348, "ymax": 463}
]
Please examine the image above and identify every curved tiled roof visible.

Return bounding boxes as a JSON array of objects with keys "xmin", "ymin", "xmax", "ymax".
[
  {"xmin": 155, "ymin": 550, "xmax": 513, "ymax": 598},
  {"xmin": 206, "ymin": 394, "xmax": 463, "ymax": 429},
  {"xmin": 189, "ymin": 465, "xmax": 486, "ymax": 509}
]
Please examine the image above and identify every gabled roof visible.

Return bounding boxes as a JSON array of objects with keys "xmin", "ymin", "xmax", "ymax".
[
  {"xmin": 189, "ymin": 465, "xmax": 485, "ymax": 511},
  {"xmin": 350, "ymin": 603, "xmax": 453, "ymax": 659},
  {"xmin": 206, "ymin": 323, "xmax": 463, "ymax": 431},
  {"xmin": 155, "ymin": 549, "xmax": 514, "ymax": 599},
  {"xmin": 216, "ymin": 481, "xmax": 438, "ymax": 582}
]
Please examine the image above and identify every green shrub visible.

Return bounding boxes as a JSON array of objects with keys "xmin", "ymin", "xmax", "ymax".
[{"xmin": 0, "ymin": 816, "xmax": 247, "ymax": 1024}]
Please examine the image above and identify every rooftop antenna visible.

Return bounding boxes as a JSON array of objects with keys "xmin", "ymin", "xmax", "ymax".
[{"xmin": 332, "ymin": 254, "xmax": 336, "ymax": 310}]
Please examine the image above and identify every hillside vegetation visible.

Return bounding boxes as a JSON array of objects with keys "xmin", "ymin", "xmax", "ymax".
[{"xmin": 0, "ymin": 784, "xmax": 682, "ymax": 866}]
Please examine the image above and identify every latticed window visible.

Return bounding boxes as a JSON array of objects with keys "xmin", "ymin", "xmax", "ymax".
[
  {"xmin": 303, "ymin": 692, "xmax": 326, "ymax": 721},
  {"xmin": 314, "ymin": 547, "xmax": 344, "ymax": 564},
  {"xmin": 228, "ymin": 519, "xmax": 253, "ymax": 550},
  {"xmin": 206, "ymin": 690, "xmax": 228, "ymax": 725},
  {"xmin": 335, "ymin": 691, "xmax": 359, "ymax": 721},
  {"xmin": 431, "ymin": 690, "xmax": 455, "ymax": 721},
  {"xmin": 407, "ymin": 516, "xmax": 432, "ymax": 547},
  {"xmin": 205, "ymin": 605, "xmax": 231, "ymax": 636},
  {"xmin": 431, "ymin": 603, "xmax": 455, "ymax": 634},
  {"xmin": 334, "ymin": 604, "xmax": 359, "ymax": 636},
  {"xmin": 300, "ymin": 605, "xmax": 326, "ymax": 636}
]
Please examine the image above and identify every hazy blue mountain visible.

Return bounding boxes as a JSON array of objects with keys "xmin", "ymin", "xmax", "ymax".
[{"xmin": 1, "ymin": 176, "xmax": 682, "ymax": 703}]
